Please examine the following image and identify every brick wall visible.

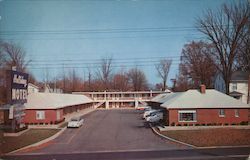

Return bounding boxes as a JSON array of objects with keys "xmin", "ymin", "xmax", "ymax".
[
  {"xmin": 24, "ymin": 109, "xmax": 64, "ymax": 124},
  {"xmin": 168, "ymin": 108, "xmax": 249, "ymax": 125}
]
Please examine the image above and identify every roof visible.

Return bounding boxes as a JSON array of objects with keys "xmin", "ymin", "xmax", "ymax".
[
  {"xmin": 231, "ymin": 71, "xmax": 249, "ymax": 82},
  {"xmin": 160, "ymin": 89, "xmax": 249, "ymax": 109},
  {"xmin": 25, "ymin": 93, "xmax": 93, "ymax": 110},
  {"xmin": 151, "ymin": 92, "xmax": 183, "ymax": 104},
  {"xmin": 28, "ymin": 83, "xmax": 39, "ymax": 89},
  {"xmin": 229, "ymin": 91, "xmax": 243, "ymax": 96}
]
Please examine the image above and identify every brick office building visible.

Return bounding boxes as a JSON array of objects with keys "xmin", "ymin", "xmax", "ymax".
[
  {"xmin": 24, "ymin": 93, "xmax": 93, "ymax": 125},
  {"xmin": 151, "ymin": 85, "xmax": 249, "ymax": 126}
]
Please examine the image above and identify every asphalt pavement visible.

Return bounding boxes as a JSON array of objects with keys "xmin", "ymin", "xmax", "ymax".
[{"xmin": 2, "ymin": 109, "xmax": 250, "ymax": 160}]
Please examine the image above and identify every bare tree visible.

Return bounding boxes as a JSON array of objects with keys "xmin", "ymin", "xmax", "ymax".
[
  {"xmin": 0, "ymin": 42, "xmax": 5, "ymax": 68},
  {"xmin": 1, "ymin": 42, "xmax": 30, "ymax": 71},
  {"xmin": 112, "ymin": 69, "xmax": 129, "ymax": 91},
  {"xmin": 96, "ymin": 57, "xmax": 113, "ymax": 90},
  {"xmin": 155, "ymin": 59, "xmax": 172, "ymax": 90},
  {"xmin": 87, "ymin": 67, "xmax": 92, "ymax": 91},
  {"xmin": 180, "ymin": 41, "xmax": 217, "ymax": 88},
  {"xmin": 127, "ymin": 67, "xmax": 148, "ymax": 91},
  {"xmin": 236, "ymin": 21, "xmax": 250, "ymax": 72},
  {"xmin": 174, "ymin": 74, "xmax": 190, "ymax": 92},
  {"xmin": 196, "ymin": 1, "xmax": 250, "ymax": 94},
  {"xmin": 0, "ymin": 42, "xmax": 31, "ymax": 104}
]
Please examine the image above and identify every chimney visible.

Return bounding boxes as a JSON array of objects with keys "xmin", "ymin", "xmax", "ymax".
[{"xmin": 200, "ymin": 84, "xmax": 206, "ymax": 94}]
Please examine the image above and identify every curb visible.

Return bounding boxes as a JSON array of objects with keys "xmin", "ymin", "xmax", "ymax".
[
  {"xmin": 6, "ymin": 127, "xmax": 67, "ymax": 155},
  {"xmin": 197, "ymin": 145, "xmax": 250, "ymax": 149},
  {"xmin": 151, "ymin": 124, "xmax": 250, "ymax": 149},
  {"xmin": 3, "ymin": 128, "xmax": 30, "ymax": 137},
  {"xmin": 150, "ymin": 124, "xmax": 197, "ymax": 148}
]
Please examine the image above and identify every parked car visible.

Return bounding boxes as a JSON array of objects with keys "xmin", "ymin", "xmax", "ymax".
[
  {"xmin": 146, "ymin": 112, "xmax": 164, "ymax": 123},
  {"xmin": 143, "ymin": 109, "xmax": 159, "ymax": 119},
  {"xmin": 67, "ymin": 117, "xmax": 84, "ymax": 128}
]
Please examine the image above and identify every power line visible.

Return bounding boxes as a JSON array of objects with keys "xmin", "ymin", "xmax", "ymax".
[
  {"xmin": 28, "ymin": 61, "xmax": 181, "ymax": 67},
  {"xmin": 27, "ymin": 63, "xmax": 181, "ymax": 70},
  {"xmin": 26, "ymin": 56, "xmax": 182, "ymax": 69},
  {"xmin": 1, "ymin": 34, "xmax": 204, "ymax": 41},
  {"xmin": 27, "ymin": 51, "xmax": 181, "ymax": 57},
  {"xmin": 29, "ymin": 56, "xmax": 181, "ymax": 63},
  {"xmin": 0, "ymin": 27, "xmax": 200, "ymax": 35}
]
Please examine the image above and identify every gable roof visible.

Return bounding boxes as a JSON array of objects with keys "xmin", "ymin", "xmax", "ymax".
[
  {"xmin": 229, "ymin": 91, "xmax": 243, "ymax": 96},
  {"xmin": 28, "ymin": 83, "xmax": 39, "ymax": 89},
  {"xmin": 25, "ymin": 93, "xmax": 93, "ymax": 110},
  {"xmin": 160, "ymin": 89, "xmax": 249, "ymax": 109},
  {"xmin": 151, "ymin": 92, "xmax": 183, "ymax": 104}
]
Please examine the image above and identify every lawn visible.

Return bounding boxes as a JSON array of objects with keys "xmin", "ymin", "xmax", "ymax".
[
  {"xmin": 160, "ymin": 128, "xmax": 250, "ymax": 147},
  {"xmin": 1, "ymin": 129, "xmax": 60, "ymax": 154}
]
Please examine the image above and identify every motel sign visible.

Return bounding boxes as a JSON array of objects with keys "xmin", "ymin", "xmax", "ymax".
[{"xmin": 6, "ymin": 70, "xmax": 29, "ymax": 104}]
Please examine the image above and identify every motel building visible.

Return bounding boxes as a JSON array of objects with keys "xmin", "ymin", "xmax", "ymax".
[
  {"xmin": 22, "ymin": 90, "xmax": 167, "ymax": 125},
  {"xmin": 74, "ymin": 90, "xmax": 168, "ymax": 109},
  {"xmin": 149, "ymin": 85, "xmax": 250, "ymax": 126},
  {"xmin": 23, "ymin": 92, "xmax": 93, "ymax": 125}
]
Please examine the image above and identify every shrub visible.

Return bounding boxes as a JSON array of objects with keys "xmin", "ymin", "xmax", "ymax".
[
  {"xmin": 231, "ymin": 123, "xmax": 236, "ymax": 125},
  {"xmin": 195, "ymin": 124, "xmax": 200, "ymax": 126},
  {"xmin": 224, "ymin": 123, "xmax": 229, "ymax": 126},
  {"xmin": 207, "ymin": 123, "xmax": 212, "ymax": 126},
  {"xmin": 188, "ymin": 123, "xmax": 193, "ymax": 126},
  {"xmin": 183, "ymin": 123, "xmax": 188, "ymax": 126},
  {"xmin": 177, "ymin": 124, "xmax": 182, "ymax": 126},
  {"xmin": 212, "ymin": 123, "xmax": 217, "ymax": 126},
  {"xmin": 171, "ymin": 122, "xmax": 175, "ymax": 126},
  {"xmin": 201, "ymin": 123, "xmax": 206, "ymax": 126},
  {"xmin": 240, "ymin": 121, "xmax": 248, "ymax": 125}
]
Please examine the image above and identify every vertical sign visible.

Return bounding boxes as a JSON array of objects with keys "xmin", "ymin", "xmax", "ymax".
[{"xmin": 6, "ymin": 70, "xmax": 29, "ymax": 104}]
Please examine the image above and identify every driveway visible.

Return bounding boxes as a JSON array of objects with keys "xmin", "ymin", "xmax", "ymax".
[{"xmin": 24, "ymin": 109, "xmax": 187, "ymax": 154}]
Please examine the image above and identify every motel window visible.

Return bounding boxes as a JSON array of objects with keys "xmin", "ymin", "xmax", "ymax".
[
  {"xmin": 219, "ymin": 109, "xmax": 225, "ymax": 117},
  {"xmin": 232, "ymin": 83, "xmax": 237, "ymax": 91},
  {"xmin": 235, "ymin": 109, "xmax": 239, "ymax": 117},
  {"xmin": 178, "ymin": 110, "xmax": 197, "ymax": 122},
  {"xmin": 56, "ymin": 110, "xmax": 61, "ymax": 120},
  {"xmin": 36, "ymin": 111, "xmax": 45, "ymax": 120}
]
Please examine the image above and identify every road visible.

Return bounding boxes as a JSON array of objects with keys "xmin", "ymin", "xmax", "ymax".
[{"xmin": 2, "ymin": 109, "xmax": 250, "ymax": 160}]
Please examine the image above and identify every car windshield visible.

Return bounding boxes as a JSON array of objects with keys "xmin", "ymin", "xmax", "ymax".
[{"xmin": 71, "ymin": 118, "xmax": 79, "ymax": 121}]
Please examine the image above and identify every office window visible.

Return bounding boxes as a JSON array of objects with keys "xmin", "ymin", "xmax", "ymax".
[
  {"xmin": 178, "ymin": 110, "xmax": 197, "ymax": 122},
  {"xmin": 36, "ymin": 111, "xmax": 45, "ymax": 120},
  {"xmin": 235, "ymin": 109, "xmax": 239, "ymax": 117},
  {"xmin": 219, "ymin": 109, "xmax": 225, "ymax": 117}
]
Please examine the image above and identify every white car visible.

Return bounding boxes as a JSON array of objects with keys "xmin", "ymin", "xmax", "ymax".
[
  {"xmin": 67, "ymin": 117, "xmax": 84, "ymax": 128},
  {"xmin": 143, "ymin": 109, "xmax": 158, "ymax": 119},
  {"xmin": 146, "ymin": 112, "xmax": 164, "ymax": 123}
]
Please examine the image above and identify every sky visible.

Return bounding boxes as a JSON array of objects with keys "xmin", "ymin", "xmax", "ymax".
[{"xmin": 0, "ymin": 0, "xmax": 235, "ymax": 87}]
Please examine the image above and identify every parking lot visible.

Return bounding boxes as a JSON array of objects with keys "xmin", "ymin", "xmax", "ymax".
[{"xmin": 23, "ymin": 109, "xmax": 186, "ymax": 154}]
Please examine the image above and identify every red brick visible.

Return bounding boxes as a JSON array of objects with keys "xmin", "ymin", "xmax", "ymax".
[{"xmin": 168, "ymin": 108, "xmax": 249, "ymax": 125}]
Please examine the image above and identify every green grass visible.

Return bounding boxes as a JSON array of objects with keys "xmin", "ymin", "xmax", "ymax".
[
  {"xmin": 1, "ymin": 129, "xmax": 60, "ymax": 154},
  {"xmin": 160, "ymin": 128, "xmax": 250, "ymax": 147},
  {"xmin": 58, "ymin": 122, "xmax": 68, "ymax": 128}
]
